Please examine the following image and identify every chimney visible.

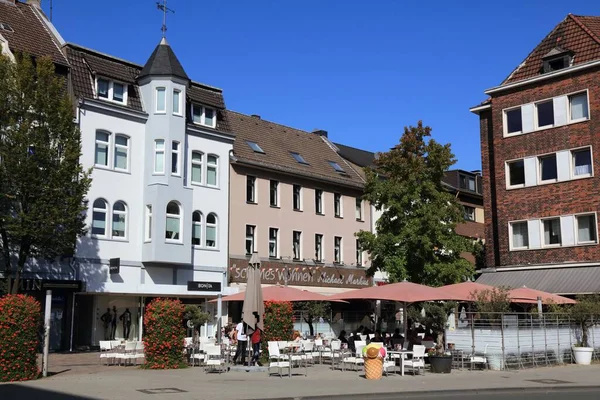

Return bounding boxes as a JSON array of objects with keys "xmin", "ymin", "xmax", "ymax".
[
  {"xmin": 312, "ymin": 129, "xmax": 328, "ymax": 137},
  {"xmin": 27, "ymin": 0, "xmax": 42, "ymax": 9},
  {"xmin": 250, "ymin": 114, "xmax": 261, "ymax": 119}
]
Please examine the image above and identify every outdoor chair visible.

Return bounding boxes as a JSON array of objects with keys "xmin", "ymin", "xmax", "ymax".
[
  {"xmin": 404, "ymin": 345, "xmax": 426, "ymax": 376},
  {"xmin": 115, "ymin": 341, "xmax": 137, "ymax": 366},
  {"xmin": 134, "ymin": 341, "xmax": 145, "ymax": 365},
  {"xmin": 470, "ymin": 344, "xmax": 488, "ymax": 370},
  {"xmin": 321, "ymin": 340, "xmax": 341, "ymax": 366},
  {"xmin": 190, "ymin": 341, "xmax": 206, "ymax": 366},
  {"xmin": 277, "ymin": 341, "xmax": 290, "ymax": 350},
  {"xmin": 204, "ymin": 344, "xmax": 226, "ymax": 373},
  {"xmin": 383, "ymin": 355, "xmax": 396, "ymax": 376},
  {"xmin": 268, "ymin": 341, "xmax": 291, "ymax": 377},
  {"xmin": 99, "ymin": 341, "xmax": 113, "ymax": 365},
  {"xmin": 342, "ymin": 343, "xmax": 366, "ymax": 372},
  {"xmin": 301, "ymin": 341, "xmax": 315, "ymax": 365},
  {"xmin": 312, "ymin": 339, "xmax": 323, "ymax": 363}
]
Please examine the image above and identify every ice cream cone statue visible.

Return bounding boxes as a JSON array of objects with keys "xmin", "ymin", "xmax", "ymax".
[{"xmin": 362, "ymin": 343, "xmax": 386, "ymax": 380}]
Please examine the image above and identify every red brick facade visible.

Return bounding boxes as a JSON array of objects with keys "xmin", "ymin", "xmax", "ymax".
[{"xmin": 479, "ymin": 66, "xmax": 600, "ymax": 268}]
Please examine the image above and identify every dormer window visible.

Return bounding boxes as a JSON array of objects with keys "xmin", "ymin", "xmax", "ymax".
[
  {"xmin": 191, "ymin": 104, "xmax": 216, "ymax": 128},
  {"xmin": 95, "ymin": 77, "xmax": 127, "ymax": 105},
  {"xmin": 328, "ymin": 161, "xmax": 345, "ymax": 173},
  {"xmin": 542, "ymin": 47, "xmax": 573, "ymax": 74}
]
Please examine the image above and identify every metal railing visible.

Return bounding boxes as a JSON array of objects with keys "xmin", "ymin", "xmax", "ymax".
[{"xmin": 446, "ymin": 312, "xmax": 600, "ymax": 370}]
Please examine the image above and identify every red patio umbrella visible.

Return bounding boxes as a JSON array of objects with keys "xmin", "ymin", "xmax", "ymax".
[
  {"xmin": 438, "ymin": 281, "xmax": 497, "ymax": 302},
  {"xmin": 327, "ymin": 281, "xmax": 464, "ymax": 303},
  {"xmin": 509, "ymin": 286, "xmax": 576, "ymax": 305},
  {"xmin": 216, "ymin": 284, "xmax": 345, "ymax": 303}
]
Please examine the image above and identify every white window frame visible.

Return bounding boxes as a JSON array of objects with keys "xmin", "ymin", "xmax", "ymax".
[
  {"xmin": 192, "ymin": 211, "xmax": 203, "ymax": 247},
  {"xmin": 575, "ymin": 212, "xmax": 598, "ymax": 245},
  {"xmin": 538, "ymin": 153, "xmax": 558, "ymax": 184},
  {"xmin": 508, "ymin": 220, "xmax": 530, "ymax": 251},
  {"xmin": 190, "ymin": 151, "xmax": 203, "ymax": 185},
  {"xmin": 503, "ymin": 89, "xmax": 590, "ymax": 137},
  {"xmin": 268, "ymin": 227, "xmax": 279, "ymax": 258},
  {"xmin": 111, "ymin": 201, "xmax": 128, "ymax": 240},
  {"xmin": 571, "ymin": 146, "xmax": 594, "ymax": 179},
  {"xmin": 95, "ymin": 77, "xmax": 128, "ymax": 105},
  {"xmin": 356, "ymin": 238, "xmax": 363, "ymax": 266},
  {"xmin": 505, "ymin": 158, "xmax": 526, "ymax": 189},
  {"xmin": 355, "ymin": 198, "xmax": 363, "ymax": 221},
  {"xmin": 334, "ymin": 236, "xmax": 342, "ymax": 264},
  {"xmin": 154, "ymin": 139, "xmax": 165, "ymax": 174},
  {"xmin": 165, "ymin": 201, "xmax": 182, "ymax": 243},
  {"xmin": 94, "ymin": 130, "xmax": 111, "ymax": 168},
  {"xmin": 270, "ymin": 180, "xmax": 279, "ymax": 207},
  {"xmin": 171, "ymin": 141, "xmax": 181, "ymax": 176},
  {"xmin": 191, "ymin": 104, "xmax": 217, "ymax": 128},
  {"xmin": 293, "ymin": 185, "xmax": 303, "ymax": 211},
  {"xmin": 172, "ymin": 89, "xmax": 182, "ymax": 116},
  {"xmin": 315, "ymin": 189, "xmax": 323, "ymax": 215},
  {"xmin": 145, "ymin": 205, "xmax": 152, "ymax": 242},
  {"xmin": 535, "ymin": 99, "xmax": 555, "ymax": 130},
  {"xmin": 293, "ymin": 230, "xmax": 302, "ymax": 260},
  {"xmin": 246, "ymin": 175, "xmax": 257, "ymax": 203},
  {"xmin": 155, "ymin": 87, "xmax": 166, "ymax": 113},
  {"xmin": 206, "ymin": 154, "xmax": 219, "ymax": 187},
  {"xmin": 91, "ymin": 198, "xmax": 109, "ymax": 238},
  {"xmin": 205, "ymin": 213, "xmax": 218, "ymax": 248},
  {"xmin": 113, "ymin": 134, "xmax": 129, "ymax": 172},
  {"xmin": 315, "ymin": 233, "xmax": 323, "ymax": 262},
  {"xmin": 334, "ymin": 193, "xmax": 343, "ymax": 218},
  {"xmin": 246, "ymin": 225, "xmax": 256, "ymax": 255},
  {"xmin": 541, "ymin": 217, "xmax": 562, "ymax": 248}
]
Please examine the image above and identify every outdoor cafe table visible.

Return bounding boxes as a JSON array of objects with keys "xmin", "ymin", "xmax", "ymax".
[{"xmin": 388, "ymin": 350, "xmax": 413, "ymax": 376}]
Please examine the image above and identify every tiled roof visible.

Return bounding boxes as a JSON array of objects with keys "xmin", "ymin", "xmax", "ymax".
[
  {"xmin": 455, "ymin": 221, "xmax": 485, "ymax": 240},
  {"xmin": 503, "ymin": 14, "xmax": 600, "ymax": 85},
  {"xmin": 138, "ymin": 38, "xmax": 189, "ymax": 81},
  {"xmin": 442, "ymin": 170, "xmax": 483, "ymax": 197},
  {"xmin": 0, "ymin": 1, "xmax": 67, "ymax": 66},
  {"xmin": 227, "ymin": 111, "xmax": 366, "ymax": 188},
  {"xmin": 334, "ymin": 142, "xmax": 376, "ymax": 168},
  {"xmin": 65, "ymin": 43, "xmax": 230, "ymax": 132},
  {"xmin": 65, "ymin": 44, "xmax": 144, "ymax": 112}
]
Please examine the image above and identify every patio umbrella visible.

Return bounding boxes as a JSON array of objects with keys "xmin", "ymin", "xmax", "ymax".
[
  {"xmin": 242, "ymin": 253, "xmax": 264, "ymax": 332},
  {"xmin": 438, "ymin": 280, "xmax": 497, "ymax": 302},
  {"xmin": 509, "ymin": 286, "xmax": 576, "ymax": 305},
  {"xmin": 219, "ymin": 284, "xmax": 345, "ymax": 303},
  {"xmin": 327, "ymin": 280, "xmax": 465, "ymax": 337}
]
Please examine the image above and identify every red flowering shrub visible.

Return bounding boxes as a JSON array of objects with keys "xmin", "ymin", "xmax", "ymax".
[
  {"xmin": 263, "ymin": 301, "xmax": 293, "ymax": 348},
  {"xmin": 143, "ymin": 298, "xmax": 186, "ymax": 369},
  {"xmin": 0, "ymin": 294, "xmax": 41, "ymax": 382}
]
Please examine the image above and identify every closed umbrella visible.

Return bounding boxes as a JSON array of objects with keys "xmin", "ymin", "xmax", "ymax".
[{"xmin": 242, "ymin": 253, "xmax": 264, "ymax": 332}]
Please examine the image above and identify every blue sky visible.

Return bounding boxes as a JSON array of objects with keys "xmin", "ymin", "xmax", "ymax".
[{"xmin": 44, "ymin": 1, "xmax": 599, "ymax": 171}]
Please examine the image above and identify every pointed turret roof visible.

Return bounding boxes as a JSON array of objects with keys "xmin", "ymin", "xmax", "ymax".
[{"xmin": 138, "ymin": 37, "xmax": 188, "ymax": 81}]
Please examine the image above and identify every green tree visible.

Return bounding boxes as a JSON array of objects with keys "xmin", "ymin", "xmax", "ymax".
[
  {"xmin": 294, "ymin": 301, "xmax": 330, "ymax": 336},
  {"xmin": 0, "ymin": 54, "xmax": 91, "ymax": 294},
  {"xmin": 357, "ymin": 121, "xmax": 473, "ymax": 286},
  {"xmin": 183, "ymin": 304, "xmax": 210, "ymax": 341},
  {"xmin": 472, "ymin": 287, "xmax": 511, "ymax": 322}
]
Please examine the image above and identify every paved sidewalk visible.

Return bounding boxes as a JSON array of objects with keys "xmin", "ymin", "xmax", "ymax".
[{"xmin": 2, "ymin": 356, "xmax": 600, "ymax": 400}]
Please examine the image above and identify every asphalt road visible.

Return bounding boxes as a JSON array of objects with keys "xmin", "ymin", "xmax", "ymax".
[{"xmin": 277, "ymin": 388, "xmax": 600, "ymax": 400}]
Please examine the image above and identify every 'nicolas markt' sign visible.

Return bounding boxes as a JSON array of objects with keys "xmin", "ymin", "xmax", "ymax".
[{"xmin": 229, "ymin": 258, "xmax": 372, "ymax": 288}]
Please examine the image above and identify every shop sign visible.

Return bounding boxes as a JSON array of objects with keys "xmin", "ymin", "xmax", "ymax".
[
  {"xmin": 229, "ymin": 259, "xmax": 373, "ymax": 288},
  {"xmin": 187, "ymin": 281, "xmax": 222, "ymax": 292},
  {"xmin": 19, "ymin": 279, "xmax": 83, "ymax": 292}
]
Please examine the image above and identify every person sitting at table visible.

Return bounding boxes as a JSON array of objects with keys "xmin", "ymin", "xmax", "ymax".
[
  {"xmin": 338, "ymin": 330, "xmax": 349, "ymax": 347},
  {"xmin": 392, "ymin": 328, "xmax": 402, "ymax": 339}
]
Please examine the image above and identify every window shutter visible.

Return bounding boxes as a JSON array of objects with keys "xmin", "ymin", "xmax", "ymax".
[
  {"xmin": 553, "ymin": 96, "xmax": 567, "ymax": 126},
  {"xmin": 527, "ymin": 220, "xmax": 541, "ymax": 249},
  {"xmin": 555, "ymin": 150, "xmax": 570, "ymax": 182},
  {"xmin": 521, "ymin": 103, "xmax": 534, "ymax": 133},
  {"xmin": 524, "ymin": 157, "xmax": 537, "ymax": 186},
  {"xmin": 560, "ymin": 216, "xmax": 575, "ymax": 246}
]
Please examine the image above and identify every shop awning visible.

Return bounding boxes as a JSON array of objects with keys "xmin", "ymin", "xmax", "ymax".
[{"xmin": 476, "ymin": 266, "xmax": 600, "ymax": 295}]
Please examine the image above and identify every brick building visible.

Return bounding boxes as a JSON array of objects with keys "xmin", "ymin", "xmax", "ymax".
[{"xmin": 471, "ymin": 14, "xmax": 600, "ymax": 295}]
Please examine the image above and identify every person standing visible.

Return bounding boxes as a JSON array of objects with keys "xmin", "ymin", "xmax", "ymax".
[
  {"xmin": 101, "ymin": 308, "xmax": 112, "ymax": 340},
  {"xmin": 233, "ymin": 318, "xmax": 247, "ymax": 365},
  {"xmin": 110, "ymin": 306, "xmax": 118, "ymax": 340},
  {"xmin": 119, "ymin": 308, "xmax": 132, "ymax": 340},
  {"xmin": 250, "ymin": 312, "xmax": 262, "ymax": 366}
]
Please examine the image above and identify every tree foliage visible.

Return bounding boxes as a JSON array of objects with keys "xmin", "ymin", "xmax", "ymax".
[
  {"xmin": 408, "ymin": 302, "xmax": 456, "ymax": 353},
  {"xmin": 357, "ymin": 121, "xmax": 474, "ymax": 285},
  {"xmin": 183, "ymin": 304, "xmax": 210, "ymax": 339},
  {"xmin": 472, "ymin": 287, "xmax": 511, "ymax": 320},
  {"xmin": 567, "ymin": 294, "xmax": 600, "ymax": 347},
  {"xmin": 0, "ymin": 54, "xmax": 91, "ymax": 293}
]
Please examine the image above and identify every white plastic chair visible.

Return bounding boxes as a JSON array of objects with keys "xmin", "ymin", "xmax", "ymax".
[
  {"xmin": 204, "ymin": 344, "xmax": 226, "ymax": 373},
  {"xmin": 321, "ymin": 340, "xmax": 340, "ymax": 365},
  {"xmin": 99, "ymin": 341, "xmax": 113, "ymax": 365},
  {"xmin": 116, "ymin": 341, "xmax": 137, "ymax": 366},
  {"xmin": 268, "ymin": 341, "xmax": 291, "ymax": 377},
  {"xmin": 383, "ymin": 356, "xmax": 396, "ymax": 376},
  {"xmin": 301, "ymin": 341, "xmax": 315, "ymax": 365},
  {"xmin": 134, "ymin": 341, "xmax": 145, "ymax": 365},
  {"xmin": 470, "ymin": 344, "xmax": 488, "ymax": 370},
  {"xmin": 404, "ymin": 345, "xmax": 426, "ymax": 376},
  {"xmin": 342, "ymin": 342, "xmax": 366, "ymax": 371}
]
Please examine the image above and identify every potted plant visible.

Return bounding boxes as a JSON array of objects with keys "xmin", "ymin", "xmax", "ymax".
[
  {"xmin": 568, "ymin": 294, "xmax": 600, "ymax": 365},
  {"xmin": 410, "ymin": 302, "xmax": 455, "ymax": 373}
]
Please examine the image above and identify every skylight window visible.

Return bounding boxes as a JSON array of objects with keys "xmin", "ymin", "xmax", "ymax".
[
  {"xmin": 329, "ymin": 161, "xmax": 345, "ymax": 173},
  {"xmin": 246, "ymin": 141, "xmax": 265, "ymax": 154},
  {"xmin": 0, "ymin": 23, "xmax": 13, "ymax": 33},
  {"xmin": 290, "ymin": 152, "xmax": 309, "ymax": 165}
]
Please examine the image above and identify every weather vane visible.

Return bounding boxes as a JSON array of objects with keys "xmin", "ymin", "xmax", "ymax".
[{"xmin": 156, "ymin": 0, "xmax": 175, "ymax": 38}]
